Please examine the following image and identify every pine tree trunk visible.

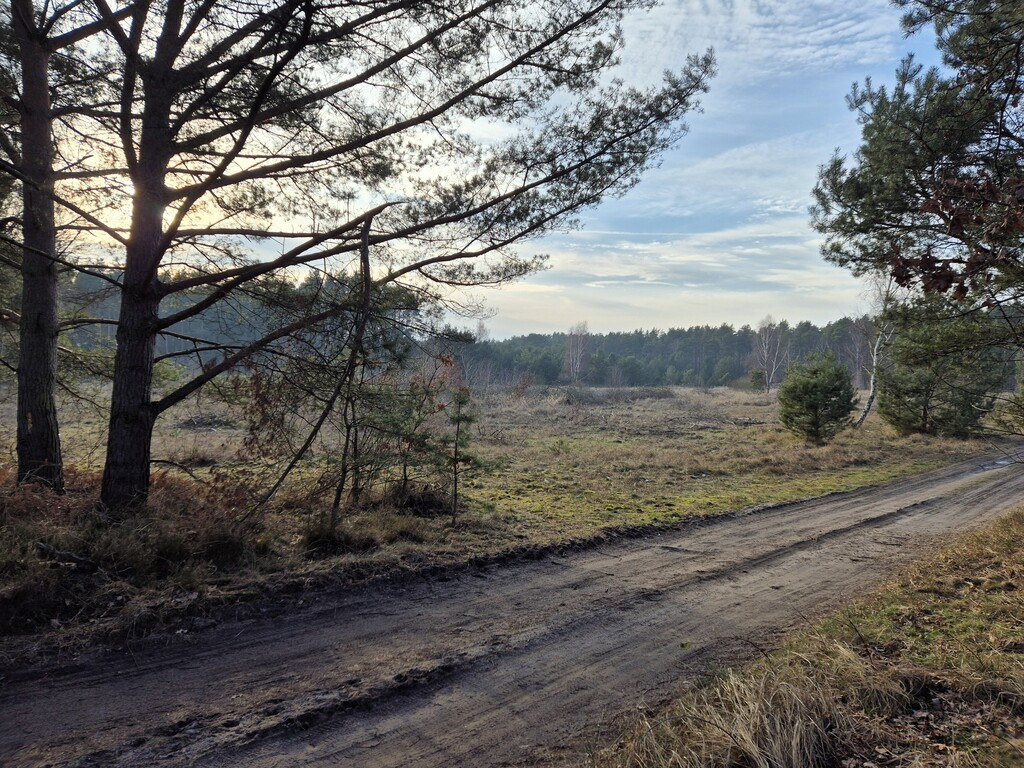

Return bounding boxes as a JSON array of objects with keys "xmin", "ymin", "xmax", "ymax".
[
  {"xmin": 99, "ymin": 71, "xmax": 175, "ymax": 510},
  {"xmin": 99, "ymin": 163, "xmax": 166, "ymax": 509},
  {"xmin": 14, "ymin": 2, "xmax": 63, "ymax": 490},
  {"xmin": 100, "ymin": 287, "xmax": 159, "ymax": 509}
]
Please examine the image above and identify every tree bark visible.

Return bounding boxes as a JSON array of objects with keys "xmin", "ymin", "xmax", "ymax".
[
  {"xmin": 100, "ymin": 285, "xmax": 159, "ymax": 509},
  {"xmin": 14, "ymin": 0, "xmax": 64, "ymax": 490},
  {"xmin": 99, "ymin": 89, "xmax": 172, "ymax": 508},
  {"xmin": 99, "ymin": 33, "xmax": 179, "ymax": 509},
  {"xmin": 854, "ymin": 322, "xmax": 891, "ymax": 428}
]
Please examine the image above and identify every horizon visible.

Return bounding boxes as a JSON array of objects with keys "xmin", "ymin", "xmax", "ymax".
[{"xmin": 478, "ymin": 312, "xmax": 868, "ymax": 342}]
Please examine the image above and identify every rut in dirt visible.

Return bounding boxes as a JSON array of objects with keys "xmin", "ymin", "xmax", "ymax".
[{"xmin": 2, "ymin": 455, "xmax": 1022, "ymax": 768}]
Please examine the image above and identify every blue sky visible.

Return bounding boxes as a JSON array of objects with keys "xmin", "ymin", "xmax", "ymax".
[{"xmin": 478, "ymin": 0, "xmax": 942, "ymax": 338}]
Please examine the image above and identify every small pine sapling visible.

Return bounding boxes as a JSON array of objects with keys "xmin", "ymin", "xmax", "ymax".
[
  {"xmin": 444, "ymin": 386, "xmax": 479, "ymax": 522},
  {"xmin": 777, "ymin": 354, "xmax": 858, "ymax": 444}
]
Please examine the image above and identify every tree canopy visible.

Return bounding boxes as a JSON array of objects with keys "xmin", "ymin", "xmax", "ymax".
[
  {"xmin": 812, "ymin": 0, "xmax": 1024, "ymax": 308},
  {"xmin": 876, "ymin": 296, "xmax": 1010, "ymax": 437}
]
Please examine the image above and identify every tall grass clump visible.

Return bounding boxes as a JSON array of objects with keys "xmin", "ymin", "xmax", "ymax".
[{"xmin": 594, "ymin": 641, "xmax": 916, "ymax": 768}]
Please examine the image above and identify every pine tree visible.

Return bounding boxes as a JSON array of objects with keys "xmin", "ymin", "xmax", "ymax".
[
  {"xmin": 28, "ymin": 0, "xmax": 715, "ymax": 509},
  {"xmin": 876, "ymin": 298, "xmax": 1009, "ymax": 437},
  {"xmin": 444, "ymin": 386, "xmax": 478, "ymax": 522},
  {"xmin": 777, "ymin": 355, "xmax": 858, "ymax": 444}
]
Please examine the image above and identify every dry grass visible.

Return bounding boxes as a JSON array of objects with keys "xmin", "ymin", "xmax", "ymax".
[
  {"xmin": 589, "ymin": 510, "xmax": 1024, "ymax": 768},
  {"xmin": 0, "ymin": 384, "xmax": 1001, "ymax": 662},
  {"xmin": 595, "ymin": 646, "xmax": 916, "ymax": 768},
  {"xmin": 0, "ymin": 467, "xmax": 266, "ymax": 644},
  {"xmin": 469, "ymin": 387, "xmax": 993, "ymax": 537}
]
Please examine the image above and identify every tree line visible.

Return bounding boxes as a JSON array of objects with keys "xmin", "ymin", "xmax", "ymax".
[{"xmin": 458, "ymin": 316, "xmax": 899, "ymax": 390}]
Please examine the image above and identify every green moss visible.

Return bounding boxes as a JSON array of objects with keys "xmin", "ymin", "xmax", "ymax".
[{"xmin": 473, "ymin": 456, "xmax": 953, "ymax": 541}]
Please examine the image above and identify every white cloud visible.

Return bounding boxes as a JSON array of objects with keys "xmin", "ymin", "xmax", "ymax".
[
  {"xmin": 618, "ymin": 0, "xmax": 901, "ymax": 86},
  {"xmin": 609, "ymin": 129, "xmax": 836, "ymax": 220},
  {"xmin": 476, "ymin": 211, "xmax": 866, "ymax": 337},
  {"xmin": 474, "ymin": 2, "xmax": 940, "ymax": 337}
]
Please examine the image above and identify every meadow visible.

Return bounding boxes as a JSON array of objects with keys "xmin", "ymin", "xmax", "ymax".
[{"xmin": 0, "ymin": 384, "xmax": 998, "ymax": 662}]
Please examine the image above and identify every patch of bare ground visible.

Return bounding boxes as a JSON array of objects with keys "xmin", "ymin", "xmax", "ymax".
[{"xmin": 590, "ymin": 509, "xmax": 1024, "ymax": 768}]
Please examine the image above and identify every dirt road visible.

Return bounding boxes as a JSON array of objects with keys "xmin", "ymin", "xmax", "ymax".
[{"xmin": 3, "ymin": 456, "xmax": 1023, "ymax": 768}]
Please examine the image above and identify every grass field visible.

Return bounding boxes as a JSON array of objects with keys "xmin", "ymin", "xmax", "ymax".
[
  {"xmin": 468, "ymin": 387, "xmax": 993, "ymax": 538},
  {"xmin": 0, "ymin": 385, "xmax": 1001, "ymax": 661}
]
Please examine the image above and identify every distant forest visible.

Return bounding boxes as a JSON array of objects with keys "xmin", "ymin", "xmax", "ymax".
[
  {"xmin": 458, "ymin": 318, "xmax": 879, "ymax": 390},
  {"xmin": 62, "ymin": 274, "xmax": 885, "ymax": 391}
]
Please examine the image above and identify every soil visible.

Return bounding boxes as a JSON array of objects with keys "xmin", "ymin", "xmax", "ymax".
[{"xmin": 2, "ymin": 455, "xmax": 1022, "ymax": 768}]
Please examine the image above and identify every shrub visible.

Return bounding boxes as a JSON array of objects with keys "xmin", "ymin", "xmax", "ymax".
[
  {"xmin": 300, "ymin": 518, "xmax": 379, "ymax": 557},
  {"xmin": 876, "ymin": 298, "xmax": 1009, "ymax": 438},
  {"xmin": 777, "ymin": 355, "xmax": 857, "ymax": 443},
  {"xmin": 876, "ymin": 364, "xmax": 996, "ymax": 438}
]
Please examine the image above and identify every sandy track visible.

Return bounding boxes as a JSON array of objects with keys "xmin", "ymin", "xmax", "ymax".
[{"xmin": 2, "ymin": 456, "xmax": 1022, "ymax": 767}]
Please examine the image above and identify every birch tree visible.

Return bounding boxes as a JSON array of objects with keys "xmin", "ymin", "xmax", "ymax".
[
  {"xmin": 853, "ymin": 276, "xmax": 898, "ymax": 427},
  {"xmin": 565, "ymin": 320, "xmax": 588, "ymax": 384},
  {"xmin": 753, "ymin": 315, "xmax": 788, "ymax": 393}
]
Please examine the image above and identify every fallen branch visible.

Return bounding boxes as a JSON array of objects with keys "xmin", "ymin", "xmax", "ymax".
[
  {"xmin": 151, "ymin": 458, "xmax": 211, "ymax": 484},
  {"xmin": 34, "ymin": 541, "xmax": 99, "ymax": 573}
]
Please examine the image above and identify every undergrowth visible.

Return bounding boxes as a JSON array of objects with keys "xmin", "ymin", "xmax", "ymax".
[
  {"xmin": 0, "ymin": 464, "xmax": 507, "ymax": 661},
  {"xmin": 0, "ymin": 466, "xmax": 266, "ymax": 639}
]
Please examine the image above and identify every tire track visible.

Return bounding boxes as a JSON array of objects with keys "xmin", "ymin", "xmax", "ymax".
[{"xmin": 1, "ymin": 456, "xmax": 1021, "ymax": 768}]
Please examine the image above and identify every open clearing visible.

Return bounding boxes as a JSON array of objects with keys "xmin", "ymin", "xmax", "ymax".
[
  {"xmin": 2, "ymin": 387, "xmax": 990, "ymax": 661},
  {"xmin": 2, "ymin": 454, "xmax": 1022, "ymax": 767}
]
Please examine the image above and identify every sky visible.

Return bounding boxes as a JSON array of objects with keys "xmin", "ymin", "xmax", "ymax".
[{"xmin": 476, "ymin": 0, "xmax": 944, "ymax": 338}]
